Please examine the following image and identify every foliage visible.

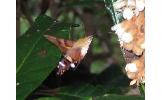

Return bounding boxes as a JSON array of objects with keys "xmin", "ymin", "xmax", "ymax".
[{"xmin": 16, "ymin": 15, "xmax": 78, "ymax": 99}]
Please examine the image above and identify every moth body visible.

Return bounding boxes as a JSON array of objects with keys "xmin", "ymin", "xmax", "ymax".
[{"xmin": 44, "ymin": 35, "xmax": 93, "ymax": 75}]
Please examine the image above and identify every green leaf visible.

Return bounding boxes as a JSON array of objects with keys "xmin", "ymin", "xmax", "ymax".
[
  {"xmin": 35, "ymin": 65, "xmax": 131, "ymax": 100},
  {"xmin": 37, "ymin": 96, "xmax": 92, "ymax": 100},
  {"xmin": 94, "ymin": 94, "xmax": 145, "ymax": 100},
  {"xmin": 58, "ymin": 83, "xmax": 107, "ymax": 97},
  {"xmin": 104, "ymin": 0, "xmax": 117, "ymax": 24},
  {"xmin": 104, "ymin": 0, "xmax": 123, "ymax": 24},
  {"xmin": 139, "ymin": 84, "xmax": 145, "ymax": 96},
  {"xmin": 37, "ymin": 94, "xmax": 144, "ymax": 100},
  {"xmin": 37, "ymin": 97, "xmax": 62, "ymax": 100},
  {"xmin": 16, "ymin": 15, "xmax": 78, "ymax": 100},
  {"xmin": 36, "ymin": 83, "xmax": 105, "ymax": 100}
]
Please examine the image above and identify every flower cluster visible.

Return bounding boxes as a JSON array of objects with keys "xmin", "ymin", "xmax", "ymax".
[
  {"xmin": 113, "ymin": 0, "xmax": 145, "ymax": 20},
  {"xmin": 111, "ymin": 0, "xmax": 145, "ymax": 85}
]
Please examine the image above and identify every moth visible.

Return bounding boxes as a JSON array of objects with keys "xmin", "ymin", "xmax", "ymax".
[{"xmin": 44, "ymin": 35, "xmax": 93, "ymax": 75}]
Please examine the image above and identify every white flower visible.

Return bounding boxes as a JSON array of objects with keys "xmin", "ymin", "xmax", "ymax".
[
  {"xmin": 121, "ymin": 32, "xmax": 133, "ymax": 43},
  {"xmin": 123, "ymin": 8, "xmax": 134, "ymax": 20},
  {"xmin": 136, "ymin": 0, "xmax": 145, "ymax": 11},
  {"xmin": 125, "ymin": 63, "xmax": 138, "ymax": 72},
  {"xmin": 141, "ymin": 42, "xmax": 145, "ymax": 49},
  {"xmin": 127, "ymin": 0, "xmax": 136, "ymax": 7}
]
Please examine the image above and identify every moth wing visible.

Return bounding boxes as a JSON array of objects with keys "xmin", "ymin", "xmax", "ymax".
[
  {"xmin": 66, "ymin": 47, "xmax": 82, "ymax": 62},
  {"xmin": 73, "ymin": 35, "xmax": 93, "ymax": 56},
  {"xmin": 44, "ymin": 35, "xmax": 75, "ymax": 54},
  {"xmin": 66, "ymin": 35, "xmax": 93, "ymax": 61}
]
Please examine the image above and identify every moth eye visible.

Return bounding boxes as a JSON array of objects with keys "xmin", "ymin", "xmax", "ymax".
[{"xmin": 70, "ymin": 63, "xmax": 75, "ymax": 68}]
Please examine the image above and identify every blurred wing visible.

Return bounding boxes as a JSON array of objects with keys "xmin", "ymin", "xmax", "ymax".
[
  {"xmin": 66, "ymin": 35, "xmax": 93, "ymax": 61},
  {"xmin": 44, "ymin": 35, "xmax": 75, "ymax": 54}
]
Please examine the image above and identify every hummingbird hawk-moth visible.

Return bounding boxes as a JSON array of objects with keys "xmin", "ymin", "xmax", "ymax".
[{"xmin": 44, "ymin": 35, "xmax": 93, "ymax": 75}]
